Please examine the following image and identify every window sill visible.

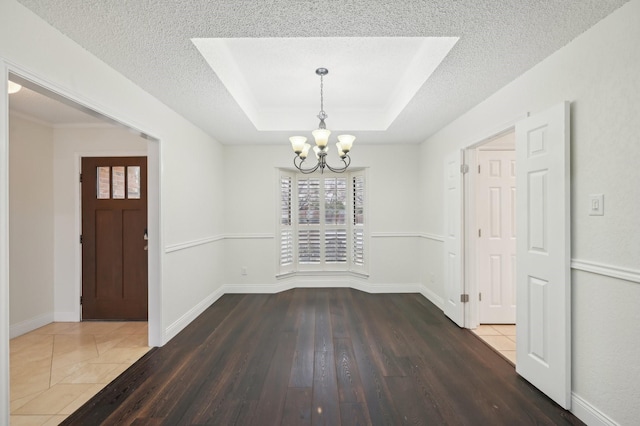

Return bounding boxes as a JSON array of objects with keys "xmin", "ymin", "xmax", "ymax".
[{"xmin": 276, "ymin": 270, "xmax": 369, "ymax": 280}]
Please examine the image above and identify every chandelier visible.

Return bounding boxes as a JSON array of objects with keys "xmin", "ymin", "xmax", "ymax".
[{"xmin": 289, "ymin": 68, "xmax": 355, "ymax": 174}]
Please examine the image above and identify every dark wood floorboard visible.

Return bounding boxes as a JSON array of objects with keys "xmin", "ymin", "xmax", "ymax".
[{"xmin": 62, "ymin": 288, "xmax": 584, "ymax": 425}]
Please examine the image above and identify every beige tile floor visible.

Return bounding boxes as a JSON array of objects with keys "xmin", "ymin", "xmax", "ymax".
[
  {"xmin": 472, "ymin": 324, "xmax": 517, "ymax": 365},
  {"xmin": 10, "ymin": 322, "xmax": 150, "ymax": 426}
]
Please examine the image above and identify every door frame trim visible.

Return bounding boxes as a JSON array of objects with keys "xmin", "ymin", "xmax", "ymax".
[{"xmin": 1, "ymin": 61, "xmax": 11, "ymax": 423}]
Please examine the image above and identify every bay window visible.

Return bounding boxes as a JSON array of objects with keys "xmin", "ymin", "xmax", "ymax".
[{"xmin": 278, "ymin": 170, "xmax": 366, "ymax": 275}]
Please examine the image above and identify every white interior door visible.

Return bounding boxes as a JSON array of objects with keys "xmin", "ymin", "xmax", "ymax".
[
  {"xmin": 477, "ymin": 149, "xmax": 516, "ymax": 324},
  {"xmin": 515, "ymin": 102, "xmax": 571, "ymax": 409},
  {"xmin": 443, "ymin": 150, "xmax": 464, "ymax": 327}
]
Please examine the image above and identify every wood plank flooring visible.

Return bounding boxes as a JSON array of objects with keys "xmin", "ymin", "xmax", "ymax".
[{"xmin": 61, "ymin": 289, "xmax": 583, "ymax": 425}]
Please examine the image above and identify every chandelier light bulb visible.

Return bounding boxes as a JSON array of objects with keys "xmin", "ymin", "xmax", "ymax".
[
  {"xmin": 312, "ymin": 128, "xmax": 331, "ymax": 148},
  {"xmin": 290, "ymin": 136, "xmax": 307, "ymax": 153},
  {"xmin": 337, "ymin": 134, "xmax": 355, "ymax": 153},
  {"xmin": 300, "ymin": 143, "xmax": 311, "ymax": 159}
]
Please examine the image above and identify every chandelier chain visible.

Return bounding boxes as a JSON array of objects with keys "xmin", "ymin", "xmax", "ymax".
[
  {"xmin": 317, "ymin": 74, "xmax": 328, "ymax": 124},
  {"xmin": 320, "ymin": 74, "xmax": 324, "ymax": 114}
]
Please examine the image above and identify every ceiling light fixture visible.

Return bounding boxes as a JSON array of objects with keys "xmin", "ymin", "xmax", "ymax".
[
  {"xmin": 8, "ymin": 81, "xmax": 22, "ymax": 94},
  {"xmin": 290, "ymin": 68, "xmax": 355, "ymax": 174}
]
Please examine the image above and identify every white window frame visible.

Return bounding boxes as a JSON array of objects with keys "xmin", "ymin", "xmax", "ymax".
[{"xmin": 277, "ymin": 169, "xmax": 368, "ymax": 278}]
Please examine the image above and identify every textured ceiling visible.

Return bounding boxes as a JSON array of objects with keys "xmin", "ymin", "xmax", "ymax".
[{"xmin": 15, "ymin": 0, "xmax": 630, "ymax": 145}]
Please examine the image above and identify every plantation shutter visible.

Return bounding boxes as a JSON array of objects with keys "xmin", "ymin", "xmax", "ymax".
[
  {"xmin": 325, "ymin": 177, "xmax": 348, "ymax": 263},
  {"xmin": 298, "ymin": 177, "xmax": 321, "ymax": 264},
  {"xmin": 279, "ymin": 172, "xmax": 294, "ymax": 270},
  {"xmin": 352, "ymin": 173, "xmax": 365, "ymax": 268},
  {"xmin": 277, "ymin": 169, "xmax": 366, "ymax": 275}
]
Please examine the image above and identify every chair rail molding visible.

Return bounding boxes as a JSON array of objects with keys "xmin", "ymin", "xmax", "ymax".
[
  {"xmin": 165, "ymin": 233, "xmax": 275, "ymax": 253},
  {"xmin": 571, "ymin": 259, "xmax": 640, "ymax": 284}
]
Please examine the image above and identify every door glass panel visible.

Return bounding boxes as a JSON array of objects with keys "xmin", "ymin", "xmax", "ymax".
[
  {"xmin": 127, "ymin": 166, "xmax": 141, "ymax": 199},
  {"xmin": 112, "ymin": 166, "xmax": 125, "ymax": 199},
  {"xmin": 97, "ymin": 167, "xmax": 110, "ymax": 199}
]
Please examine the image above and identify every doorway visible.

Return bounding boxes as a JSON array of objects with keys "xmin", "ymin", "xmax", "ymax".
[
  {"xmin": 443, "ymin": 103, "xmax": 571, "ymax": 409},
  {"xmin": 468, "ymin": 130, "xmax": 517, "ymax": 364},
  {"xmin": 2, "ymin": 68, "xmax": 161, "ymax": 421}
]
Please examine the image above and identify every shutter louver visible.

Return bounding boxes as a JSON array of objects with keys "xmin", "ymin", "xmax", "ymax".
[
  {"xmin": 353, "ymin": 174, "xmax": 365, "ymax": 266},
  {"xmin": 280, "ymin": 176, "xmax": 292, "ymax": 226},
  {"xmin": 324, "ymin": 177, "xmax": 347, "ymax": 225},
  {"xmin": 353, "ymin": 175, "xmax": 364, "ymax": 225},
  {"xmin": 279, "ymin": 174, "xmax": 294, "ymax": 268},
  {"xmin": 280, "ymin": 230, "xmax": 293, "ymax": 266},
  {"xmin": 325, "ymin": 229, "xmax": 348, "ymax": 263},
  {"xmin": 298, "ymin": 178, "xmax": 320, "ymax": 225},
  {"xmin": 298, "ymin": 229, "xmax": 321, "ymax": 264},
  {"xmin": 353, "ymin": 229, "xmax": 365, "ymax": 266}
]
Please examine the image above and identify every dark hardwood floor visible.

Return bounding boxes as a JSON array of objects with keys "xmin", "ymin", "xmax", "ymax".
[{"xmin": 62, "ymin": 288, "xmax": 583, "ymax": 425}]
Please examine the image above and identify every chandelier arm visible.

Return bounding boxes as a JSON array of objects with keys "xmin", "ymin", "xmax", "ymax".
[
  {"xmin": 324, "ymin": 154, "xmax": 351, "ymax": 173},
  {"xmin": 294, "ymin": 155, "xmax": 321, "ymax": 174}
]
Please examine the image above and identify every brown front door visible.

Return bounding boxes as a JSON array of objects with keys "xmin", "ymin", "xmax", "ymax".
[{"xmin": 81, "ymin": 156, "xmax": 148, "ymax": 320}]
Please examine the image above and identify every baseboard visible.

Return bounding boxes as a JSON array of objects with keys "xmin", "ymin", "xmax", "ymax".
[
  {"xmin": 163, "ymin": 285, "xmax": 225, "ymax": 344},
  {"xmin": 223, "ymin": 282, "xmax": 294, "ymax": 294},
  {"xmin": 222, "ymin": 281, "xmax": 420, "ymax": 295},
  {"xmin": 418, "ymin": 284, "xmax": 444, "ymax": 310},
  {"xmin": 54, "ymin": 311, "xmax": 79, "ymax": 322},
  {"xmin": 571, "ymin": 393, "xmax": 619, "ymax": 426},
  {"xmin": 351, "ymin": 282, "xmax": 420, "ymax": 294},
  {"xmin": 9, "ymin": 312, "xmax": 54, "ymax": 338}
]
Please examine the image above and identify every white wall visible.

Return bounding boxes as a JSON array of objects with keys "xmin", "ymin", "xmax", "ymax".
[
  {"xmin": 222, "ymin": 144, "xmax": 422, "ymax": 291},
  {"xmin": 52, "ymin": 125, "xmax": 147, "ymax": 321},
  {"xmin": 8, "ymin": 113, "xmax": 54, "ymax": 336},
  {"xmin": 418, "ymin": 0, "xmax": 640, "ymax": 423}
]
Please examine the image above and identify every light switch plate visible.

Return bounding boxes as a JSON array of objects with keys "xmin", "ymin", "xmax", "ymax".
[{"xmin": 589, "ymin": 194, "xmax": 604, "ymax": 216}]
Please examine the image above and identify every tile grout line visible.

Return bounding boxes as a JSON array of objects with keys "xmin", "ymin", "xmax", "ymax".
[{"xmin": 48, "ymin": 333, "xmax": 56, "ymax": 389}]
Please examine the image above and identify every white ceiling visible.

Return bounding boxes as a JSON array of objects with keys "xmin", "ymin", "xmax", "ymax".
[
  {"xmin": 192, "ymin": 37, "xmax": 458, "ymax": 131},
  {"xmin": 14, "ymin": 0, "xmax": 630, "ymax": 145},
  {"xmin": 9, "ymin": 84, "xmax": 108, "ymax": 127}
]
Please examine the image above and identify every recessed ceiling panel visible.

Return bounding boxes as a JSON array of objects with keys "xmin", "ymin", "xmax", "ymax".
[{"xmin": 192, "ymin": 37, "xmax": 458, "ymax": 131}]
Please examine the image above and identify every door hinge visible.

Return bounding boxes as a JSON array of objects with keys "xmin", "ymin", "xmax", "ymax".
[
  {"xmin": 478, "ymin": 165, "xmax": 481, "ymax": 174},
  {"xmin": 460, "ymin": 294, "xmax": 470, "ymax": 303},
  {"xmin": 80, "ymin": 234, "xmax": 83, "ymax": 244},
  {"xmin": 80, "ymin": 296, "xmax": 83, "ymax": 305},
  {"xmin": 479, "ymin": 292, "xmax": 482, "ymax": 301},
  {"xmin": 79, "ymin": 173, "xmax": 83, "ymax": 183},
  {"xmin": 460, "ymin": 164, "xmax": 469, "ymax": 174},
  {"xmin": 478, "ymin": 229, "xmax": 482, "ymax": 237}
]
